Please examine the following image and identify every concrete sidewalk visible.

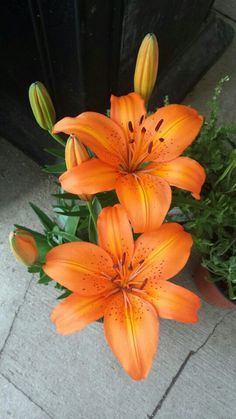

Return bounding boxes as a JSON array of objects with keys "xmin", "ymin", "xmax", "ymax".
[{"xmin": 1, "ymin": 2, "xmax": 236, "ymax": 418}]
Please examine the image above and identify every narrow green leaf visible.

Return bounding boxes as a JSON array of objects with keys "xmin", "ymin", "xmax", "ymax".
[
  {"xmin": 30, "ymin": 203, "xmax": 55, "ymax": 231},
  {"xmin": 44, "ymin": 147, "xmax": 65, "ymax": 158},
  {"xmin": 28, "ymin": 265, "xmax": 42, "ymax": 273},
  {"xmin": 38, "ymin": 271, "xmax": 52, "ymax": 285},
  {"xmin": 57, "ymin": 289, "xmax": 72, "ymax": 300},
  {"xmin": 44, "ymin": 163, "xmax": 66, "ymax": 174},
  {"xmin": 14, "ymin": 224, "xmax": 46, "ymax": 239}
]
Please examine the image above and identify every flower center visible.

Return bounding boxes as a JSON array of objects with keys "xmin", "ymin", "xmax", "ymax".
[{"xmin": 109, "ymin": 252, "xmax": 148, "ymax": 292}]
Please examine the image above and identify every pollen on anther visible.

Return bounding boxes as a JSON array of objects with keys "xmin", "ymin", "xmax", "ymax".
[
  {"xmin": 139, "ymin": 115, "xmax": 145, "ymax": 125},
  {"xmin": 155, "ymin": 119, "xmax": 164, "ymax": 131},
  {"xmin": 121, "ymin": 252, "xmax": 126, "ymax": 265},
  {"xmin": 141, "ymin": 127, "xmax": 146, "ymax": 134},
  {"xmin": 128, "ymin": 121, "xmax": 134, "ymax": 133},
  {"xmin": 159, "ymin": 137, "xmax": 165, "ymax": 142},
  {"xmin": 148, "ymin": 141, "xmax": 153, "ymax": 153}
]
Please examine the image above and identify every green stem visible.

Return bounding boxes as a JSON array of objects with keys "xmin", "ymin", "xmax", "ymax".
[
  {"xmin": 87, "ymin": 200, "xmax": 97, "ymax": 233},
  {"xmin": 48, "ymin": 131, "xmax": 66, "ymax": 147}
]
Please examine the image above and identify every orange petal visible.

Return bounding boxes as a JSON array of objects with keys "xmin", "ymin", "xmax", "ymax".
[
  {"xmin": 131, "ymin": 223, "xmax": 193, "ymax": 284},
  {"xmin": 104, "ymin": 292, "xmax": 159, "ymax": 380},
  {"xmin": 146, "ymin": 157, "xmax": 206, "ymax": 199},
  {"xmin": 116, "ymin": 172, "xmax": 171, "ymax": 233},
  {"xmin": 51, "ymin": 292, "xmax": 112, "ymax": 335},
  {"xmin": 142, "ymin": 104, "xmax": 203, "ymax": 162},
  {"xmin": 110, "ymin": 93, "xmax": 146, "ymax": 140},
  {"xmin": 43, "ymin": 242, "xmax": 115, "ymax": 295},
  {"xmin": 142, "ymin": 281, "xmax": 201, "ymax": 323},
  {"xmin": 59, "ymin": 158, "xmax": 121, "ymax": 195},
  {"xmin": 97, "ymin": 204, "xmax": 134, "ymax": 266},
  {"xmin": 53, "ymin": 112, "xmax": 127, "ymax": 167}
]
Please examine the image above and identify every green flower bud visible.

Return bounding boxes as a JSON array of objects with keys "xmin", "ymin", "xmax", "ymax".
[{"xmin": 29, "ymin": 82, "xmax": 56, "ymax": 130}]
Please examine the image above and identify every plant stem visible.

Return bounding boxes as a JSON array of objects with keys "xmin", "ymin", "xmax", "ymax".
[
  {"xmin": 87, "ymin": 200, "xmax": 97, "ymax": 232},
  {"xmin": 48, "ymin": 131, "xmax": 66, "ymax": 147}
]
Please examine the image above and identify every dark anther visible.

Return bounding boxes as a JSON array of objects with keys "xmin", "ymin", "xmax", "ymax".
[
  {"xmin": 148, "ymin": 141, "xmax": 153, "ymax": 153},
  {"xmin": 128, "ymin": 121, "xmax": 134, "ymax": 133},
  {"xmin": 139, "ymin": 259, "xmax": 145, "ymax": 264},
  {"xmin": 155, "ymin": 119, "xmax": 164, "ymax": 131},
  {"xmin": 140, "ymin": 278, "xmax": 148, "ymax": 289},
  {"xmin": 128, "ymin": 262, "xmax": 133, "ymax": 271},
  {"xmin": 159, "ymin": 137, "xmax": 165, "ymax": 142},
  {"xmin": 129, "ymin": 139, "xmax": 135, "ymax": 144},
  {"xmin": 139, "ymin": 115, "xmax": 145, "ymax": 125},
  {"xmin": 121, "ymin": 252, "xmax": 126, "ymax": 265},
  {"xmin": 141, "ymin": 127, "xmax": 146, "ymax": 134}
]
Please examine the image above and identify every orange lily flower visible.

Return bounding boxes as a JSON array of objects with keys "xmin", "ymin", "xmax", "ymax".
[
  {"xmin": 44, "ymin": 204, "xmax": 201, "ymax": 380},
  {"xmin": 53, "ymin": 93, "xmax": 205, "ymax": 233}
]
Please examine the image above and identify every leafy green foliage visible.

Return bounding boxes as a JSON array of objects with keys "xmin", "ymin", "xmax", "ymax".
[{"xmin": 170, "ymin": 77, "xmax": 236, "ymax": 300}]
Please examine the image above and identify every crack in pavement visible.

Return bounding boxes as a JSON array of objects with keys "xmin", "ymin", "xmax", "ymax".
[
  {"xmin": 147, "ymin": 312, "xmax": 231, "ymax": 418},
  {"xmin": 0, "ymin": 372, "xmax": 53, "ymax": 419},
  {"xmin": 213, "ymin": 7, "xmax": 236, "ymax": 24},
  {"xmin": 0, "ymin": 278, "xmax": 32, "ymax": 358}
]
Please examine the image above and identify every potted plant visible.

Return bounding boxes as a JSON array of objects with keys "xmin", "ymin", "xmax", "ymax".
[{"xmin": 169, "ymin": 77, "xmax": 236, "ymax": 308}]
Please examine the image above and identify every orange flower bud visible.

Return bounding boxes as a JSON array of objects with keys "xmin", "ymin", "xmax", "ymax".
[
  {"xmin": 9, "ymin": 229, "xmax": 38, "ymax": 266},
  {"xmin": 134, "ymin": 33, "xmax": 159, "ymax": 103},
  {"xmin": 65, "ymin": 135, "xmax": 90, "ymax": 169},
  {"xmin": 65, "ymin": 135, "xmax": 91, "ymax": 201}
]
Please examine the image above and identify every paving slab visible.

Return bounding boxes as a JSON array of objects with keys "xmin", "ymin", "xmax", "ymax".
[
  {"xmin": 214, "ymin": 0, "xmax": 236, "ymax": 21},
  {"xmin": 0, "ymin": 138, "xmax": 55, "ymax": 350},
  {"xmin": 155, "ymin": 311, "xmax": 236, "ymax": 419},
  {"xmin": 0, "ymin": 252, "xmax": 228, "ymax": 419},
  {"xmin": 0, "ymin": 373, "xmax": 50, "ymax": 419}
]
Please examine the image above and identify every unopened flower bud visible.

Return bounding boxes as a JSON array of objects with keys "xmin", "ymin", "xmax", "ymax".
[
  {"xmin": 65, "ymin": 135, "xmax": 92, "ymax": 201},
  {"xmin": 9, "ymin": 229, "xmax": 38, "ymax": 266},
  {"xmin": 134, "ymin": 33, "xmax": 159, "ymax": 103},
  {"xmin": 29, "ymin": 82, "xmax": 56, "ymax": 130},
  {"xmin": 65, "ymin": 135, "xmax": 90, "ymax": 170}
]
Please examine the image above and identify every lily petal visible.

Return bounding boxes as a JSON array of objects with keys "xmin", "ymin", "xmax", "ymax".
[
  {"xmin": 146, "ymin": 157, "xmax": 206, "ymax": 199},
  {"xmin": 142, "ymin": 104, "xmax": 203, "ymax": 162},
  {"xmin": 44, "ymin": 242, "xmax": 115, "ymax": 296},
  {"xmin": 110, "ymin": 93, "xmax": 146, "ymax": 140},
  {"xmin": 60, "ymin": 158, "xmax": 121, "ymax": 195},
  {"xmin": 97, "ymin": 204, "xmax": 134, "ymax": 266},
  {"xmin": 53, "ymin": 112, "xmax": 127, "ymax": 167},
  {"xmin": 142, "ymin": 281, "xmax": 201, "ymax": 323},
  {"xmin": 116, "ymin": 172, "xmax": 171, "ymax": 233},
  {"xmin": 104, "ymin": 292, "xmax": 159, "ymax": 380},
  {"xmin": 131, "ymin": 223, "xmax": 193, "ymax": 283},
  {"xmin": 51, "ymin": 292, "xmax": 112, "ymax": 335}
]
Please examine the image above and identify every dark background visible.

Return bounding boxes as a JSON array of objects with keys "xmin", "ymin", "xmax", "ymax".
[{"xmin": 0, "ymin": 0, "xmax": 233, "ymax": 163}]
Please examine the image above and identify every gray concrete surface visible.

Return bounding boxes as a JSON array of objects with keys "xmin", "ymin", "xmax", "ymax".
[{"xmin": 1, "ymin": 1, "xmax": 236, "ymax": 418}]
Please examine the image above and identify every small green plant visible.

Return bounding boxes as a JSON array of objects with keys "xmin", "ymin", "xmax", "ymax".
[{"xmin": 170, "ymin": 77, "xmax": 236, "ymax": 300}]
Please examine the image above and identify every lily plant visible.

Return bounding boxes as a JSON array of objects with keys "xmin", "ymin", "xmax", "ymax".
[{"xmin": 10, "ymin": 33, "xmax": 205, "ymax": 380}]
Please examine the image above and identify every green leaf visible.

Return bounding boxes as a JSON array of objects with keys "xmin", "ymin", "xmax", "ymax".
[
  {"xmin": 44, "ymin": 163, "xmax": 66, "ymax": 174},
  {"xmin": 57, "ymin": 289, "xmax": 72, "ymax": 300},
  {"xmin": 14, "ymin": 224, "xmax": 46, "ymax": 239},
  {"xmin": 92, "ymin": 197, "xmax": 102, "ymax": 220},
  {"xmin": 44, "ymin": 147, "xmax": 65, "ymax": 158},
  {"xmin": 38, "ymin": 271, "xmax": 52, "ymax": 285},
  {"xmin": 52, "ymin": 192, "xmax": 78, "ymax": 199},
  {"xmin": 88, "ymin": 214, "xmax": 97, "ymax": 244},
  {"xmin": 52, "ymin": 230, "xmax": 81, "ymax": 242},
  {"xmin": 28, "ymin": 265, "xmax": 42, "ymax": 273},
  {"xmin": 30, "ymin": 202, "xmax": 55, "ymax": 231},
  {"xmin": 64, "ymin": 206, "xmax": 80, "ymax": 236}
]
